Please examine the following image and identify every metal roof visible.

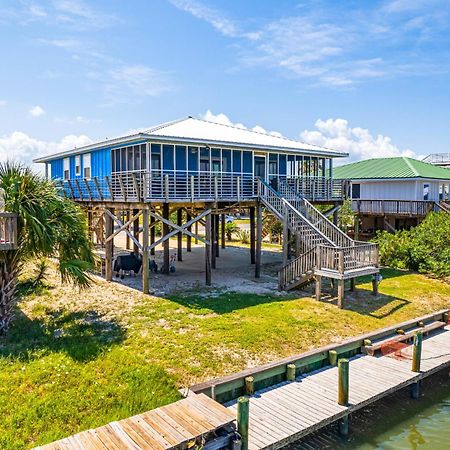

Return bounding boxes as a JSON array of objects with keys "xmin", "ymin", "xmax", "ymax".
[
  {"xmin": 334, "ymin": 157, "xmax": 450, "ymax": 180},
  {"xmin": 34, "ymin": 116, "xmax": 347, "ymax": 163}
]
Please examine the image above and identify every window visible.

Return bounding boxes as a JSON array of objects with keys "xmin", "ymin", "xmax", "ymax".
[
  {"xmin": 83, "ymin": 153, "xmax": 91, "ymax": 179},
  {"xmin": 423, "ymin": 184, "xmax": 430, "ymax": 200},
  {"xmin": 352, "ymin": 183, "xmax": 361, "ymax": 199},
  {"xmin": 63, "ymin": 158, "xmax": 70, "ymax": 180},
  {"xmin": 151, "ymin": 144, "xmax": 161, "ymax": 170},
  {"xmin": 75, "ymin": 155, "xmax": 81, "ymax": 176}
]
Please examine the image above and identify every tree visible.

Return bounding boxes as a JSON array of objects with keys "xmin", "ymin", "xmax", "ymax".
[{"xmin": 0, "ymin": 162, "xmax": 95, "ymax": 334}]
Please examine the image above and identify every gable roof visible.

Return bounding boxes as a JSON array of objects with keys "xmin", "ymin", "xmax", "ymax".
[
  {"xmin": 34, "ymin": 116, "xmax": 347, "ymax": 163},
  {"xmin": 334, "ymin": 157, "xmax": 450, "ymax": 180}
]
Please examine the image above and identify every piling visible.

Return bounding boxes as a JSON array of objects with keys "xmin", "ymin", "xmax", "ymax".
[
  {"xmin": 244, "ymin": 376, "xmax": 254, "ymax": 395},
  {"xmin": 287, "ymin": 364, "xmax": 296, "ymax": 381},
  {"xmin": 412, "ymin": 331, "xmax": 423, "ymax": 373},
  {"xmin": 338, "ymin": 359, "xmax": 349, "ymax": 406},
  {"xmin": 237, "ymin": 397, "xmax": 249, "ymax": 450}
]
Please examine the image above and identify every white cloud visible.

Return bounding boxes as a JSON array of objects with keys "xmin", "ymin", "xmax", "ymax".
[
  {"xmin": 300, "ymin": 118, "xmax": 420, "ymax": 162},
  {"xmin": 0, "ymin": 131, "xmax": 92, "ymax": 168},
  {"xmin": 200, "ymin": 110, "xmax": 284, "ymax": 137},
  {"xmin": 29, "ymin": 105, "xmax": 46, "ymax": 117}
]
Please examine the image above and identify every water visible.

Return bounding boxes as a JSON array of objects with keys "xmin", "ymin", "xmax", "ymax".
[{"xmin": 287, "ymin": 373, "xmax": 450, "ymax": 450}]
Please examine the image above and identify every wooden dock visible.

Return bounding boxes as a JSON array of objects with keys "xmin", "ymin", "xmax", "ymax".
[
  {"xmin": 34, "ymin": 393, "xmax": 236, "ymax": 450},
  {"xmin": 225, "ymin": 325, "xmax": 450, "ymax": 449}
]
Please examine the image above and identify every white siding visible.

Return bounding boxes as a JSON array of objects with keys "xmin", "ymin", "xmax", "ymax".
[{"xmin": 353, "ymin": 179, "xmax": 446, "ymax": 201}]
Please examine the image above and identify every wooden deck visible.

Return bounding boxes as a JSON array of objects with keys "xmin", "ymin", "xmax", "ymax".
[
  {"xmin": 226, "ymin": 326, "xmax": 450, "ymax": 450},
  {"xmin": 34, "ymin": 393, "xmax": 236, "ymax": 450}
]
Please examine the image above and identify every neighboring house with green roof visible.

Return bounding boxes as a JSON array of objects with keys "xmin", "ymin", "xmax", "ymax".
[
  {"xmin": 334, "ymin": 157, "xmax": 450, "ymax": 203},
  {"xmin": 334, "ymin": 157, "xmax": 450, "ymax": 234}
]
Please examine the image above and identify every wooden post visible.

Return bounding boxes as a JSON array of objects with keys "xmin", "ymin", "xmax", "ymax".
[
  {"xmin": 333, "ymin": 207, "xmax": 339, "ymax": 226},
  {"xmin": 410, "ymin": 381, "xmax": 421, "ymax": 399},
  {"xmin": 255, "ymin": 202, "xmax": 262, "ymax": 278},
  {"xmin": 339, "ymin": 415, "xmax": 349, "ymax": 436},
  {"xmin": 372, "ymin": 274, "xmax": 379, "ymax": 296},
  {"xmin": 315, "ymin": 275, "xmax": 322, "ymax": 301},
  {"xmin": 125, "ymin": 211, "xmax": 131, "ymax": 250},
  {"xmin": 133, "ymin": 208, "xmax": 140, "ymax": 256},
  {"xmin": 412, "ymin": 331, "xmax": 423, "ymax": 373},
  {"xmin": 244, "ymin": 376, "xmax": 254, "ymax": 395},
  {"xmin": 195, "ymin": 221, "xmax": 199, "ymax": 244},
  {"xmin": 328, "ymin": 350, "xmax": 338, "ymax": 366},
  {"xmin": 205, "ymin": 211, "xmax": 211, "ymax": 286},
  {"xmin": 286, "ymin": 364, "xmax": 296, "ymax": 381},
  {"xmin": 237, "ymin": 397, "xmax": 249, "ymax": 450},
  {"xmin": 142, "ymin": 209, "xmax": 150, "ymax": 294},
  {"xmin": 338, "ymin": 358, "xmax": 349, "ymax": 406},
  {"xmin": 150, "ymin": 213, "xmax": 155, "ymax": 256},
  {"xmin": 354, "ymin": 215, "xmax": 360, "ymax": 241},
  {"xmin": 177, "ymin": 208, "xmax": 183, "ymax": 262},
  {"xmin": 350, "ymin": 278, "xmax": 356, "ymax": 292},
  {"xmin": 282, "ymin": 206, "xmax": 289, "ymax": 265},
  {"xmin": 211, "ymin": 214, "xmax": 216, "ymax": 269},
  {"xmin": 105, "ymin": 208, "xmax": 114, "ymax": 282},
  {"xmin": 337, "ymin": 279, "xmax": 345, "ymax": 308},
  {"xmin": 249, "ymin": 206, "xmax": 255, "ymax": 264},
  {"xmin": 221, "ymin": 213, "xmax": 226, "ymax": 249},
  {"xmin": 162, "ymin": 203, "xmax": 170, "ymax": 274},
  {"xmin": 186, "ymin": 211, "xmax": 192, "ymax": 252},
  {"xmin": 215, "ymin": 213, "xmax": 220, "ymax": 258}
]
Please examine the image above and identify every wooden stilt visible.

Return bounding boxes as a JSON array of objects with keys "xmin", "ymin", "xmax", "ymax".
[
  {"xmin": 195, "ymin": 221, "xmax": 199, "ymax": 244},
  {"xmin": 372, "ymin": 275, "xmax": 379, "ymax": 296},
  {"xmin": 255, "ymin": 201, "xmax": 262, "ymax": 278},
  {"xmin": 315, "ymin": 275, "xmax": 322, "ymax": 301},
  {"xmin": 250, "ymin": 206, "xmax": 255, "ymax": 264},
  {"xmin": 215, "ymin": 213, "xmax": 220, "ymax": 258},
  {"xmin": 105, "ymin": 208, "xmax": 114, "ymax": 282},
  {"xmin": 354, "ymin": 215, "xmax": 360, "ymax": 241},
  {"xmin": 125, "ymin": 211, "xmax": 131, "ymax": 250},
  {"xmin": 150, "ymin": 213, "xmax": 155, "ymax": 256},
  {"xmin": 350, "ymin": 278, "xmax": 356, "ymax": 292},
  {"xmin": 333, "ymin": 205, "xmax": 339, "ymax": 226},
  {"xmin": 205, "ymin": 210, "xmax": 212, "ymax": 286},
  {"xmin": 186, "ymin": 211, "xmax": 192, "ymax": 252},
  {"xmin": 163, "ymin": 203, "xmax": 170, "ymax": 274},
  {"xmin": 282, "ymin": 207, "xmax": 289, "ymax": 265},
  {"xmin": 142, "ymin": 208, "xmax": 149, "ymax": 294},
  {"xmin": 133, "ymin": 208, "xmax": 139, "ymax": 256},
  {"xmin": 221, "ymin": 213, "xmax": 226, "ymax": 249},
  {"xmin": 337, "ymin": 279, "xmax": 345, "ymax": 308},
  {"xmin": 177, "ymin": 208, "xmax": 183, "ymax": 262},
  {"xmin": 211, "ymin": 214, "xmax": 216, "ymax": 269}
]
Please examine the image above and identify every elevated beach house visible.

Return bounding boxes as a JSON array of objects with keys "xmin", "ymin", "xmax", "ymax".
[
  {"xmin": 34, "ymin": 117, "xmax": 379, "ymax": 305},
  {"xmin": 334, "ymin": 157, "xmax": 450, "ymax": 235}
]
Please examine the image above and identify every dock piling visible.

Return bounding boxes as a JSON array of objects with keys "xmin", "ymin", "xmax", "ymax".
[
  {"xmin": 287, "ymin": 363, "xmax": 296, "ymax": 381},
  {"xmin": 338, "ymin": 358, "xmax": 349, "ymax": 406},
  {"xmin": 237, "ymin": 397, "xmax": 249, "ymax": 450},
  {"xmin": 412, "ymin": 331, "xmax": 423, "ymax": 373},
  {"xmin": 244, "ymin": 376, "xmax": 254, "ymax": 395},
  {"xmin": 328, "ymin": 350, "xmax": 338, "ymax": 366},
  {"xmin": 339, "ymin": 415, "xmax": 349, "ymax": 436}
]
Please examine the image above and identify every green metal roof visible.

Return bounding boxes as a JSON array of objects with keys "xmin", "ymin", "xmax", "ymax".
[{"xmin": 334, "ymin": 157, "xmax": 450, "ymax": 180}]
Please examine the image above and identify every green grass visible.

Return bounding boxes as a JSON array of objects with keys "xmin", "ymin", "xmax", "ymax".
[{"xmin": 1, "ymin": 266, "xmax": 449, "ymax": 448}]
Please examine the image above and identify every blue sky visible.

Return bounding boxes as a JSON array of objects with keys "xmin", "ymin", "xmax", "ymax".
[{"xmin": 1, "ymin": 0, "xmax": 450, "ymax": 166}]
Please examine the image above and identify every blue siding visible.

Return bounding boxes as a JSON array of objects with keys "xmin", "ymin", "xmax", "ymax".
[
  {"xmin": 50, "ymin": 159, "xmax": 63, "ymax": 179},
  {"xmin": 91, "ymin": 147, "xmax": 111, "ymax": 177}
]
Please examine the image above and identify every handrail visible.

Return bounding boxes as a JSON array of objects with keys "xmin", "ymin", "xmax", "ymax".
[{"xmin": 278, "ymin": 248, "xmax": 316, "ymax": 290}]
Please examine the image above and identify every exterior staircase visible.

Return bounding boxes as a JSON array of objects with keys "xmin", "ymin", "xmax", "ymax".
[{"xmin": 258, "ymin": 180, "xmax": 379, "ymax": 290}]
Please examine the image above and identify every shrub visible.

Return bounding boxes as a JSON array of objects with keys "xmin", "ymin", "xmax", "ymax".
[
  {"xmin": 237, "ymin": 229, "xmax": 250, "ymax": 244},
  {"xmin": 374, "ymin": 212, "xmax": 450, "ymax": 278}
]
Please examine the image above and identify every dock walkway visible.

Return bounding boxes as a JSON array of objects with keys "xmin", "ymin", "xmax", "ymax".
[{"xmin": 226, "ymin": 326, "xmax": 450, "ymax": 449}]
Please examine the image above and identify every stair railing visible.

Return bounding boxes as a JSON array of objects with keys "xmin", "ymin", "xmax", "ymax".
[{"xmin": 278, "ymin": 247, "xmax": 316, "ymax": 290}]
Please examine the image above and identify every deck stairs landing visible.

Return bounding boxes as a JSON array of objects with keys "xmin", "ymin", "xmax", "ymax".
[{"xmin": 258, "ymin": 180, "xmax": 379, "ymax": 291}]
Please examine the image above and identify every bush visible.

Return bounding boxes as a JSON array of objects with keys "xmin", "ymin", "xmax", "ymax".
[
  {"xmin": 374, "ymin": 212, "xmax": 450, "ymax": 278},
  {"xmin": 225, "ymin": 222, "xmax": 238, "ymax": 241},
  {"xmin": 237, "ymin": 229, "xmax": 250, "ymax": 244}
]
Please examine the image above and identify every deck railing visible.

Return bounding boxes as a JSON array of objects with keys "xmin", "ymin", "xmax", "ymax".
[
  {"xmin": 352, "ymin": 199, "xmax": 436, "ymax": 216},
  {"xmin": 57, "ymin": 170, "xmax": 346, "ymax": 202},
  {"xmin": 316, "ymin": 243, "xmax": 378, "ymax": 273},
  {"xmin": 0, "ymin": 212, "xmax": 18, "ymax": 250}
]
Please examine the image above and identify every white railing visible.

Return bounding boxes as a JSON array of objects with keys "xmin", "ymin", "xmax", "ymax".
[
  {"xmin": 278, "ymin": 247, "xmax": 316, "ymax": 290},
  {"xmin": 316, "ymin": 243, "xmax": 378, "ymax": 273}
]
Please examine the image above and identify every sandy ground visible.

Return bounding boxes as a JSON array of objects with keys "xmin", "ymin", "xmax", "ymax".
[{"xmin": 97, "ymin": 232, "xmax": 285, "ymax": 297}]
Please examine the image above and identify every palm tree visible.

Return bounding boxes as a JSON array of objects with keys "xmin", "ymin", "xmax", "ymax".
[{"xmin": 0, "ymin": 162, "xmax": 95, "ymax": 334}]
